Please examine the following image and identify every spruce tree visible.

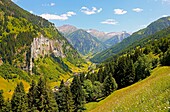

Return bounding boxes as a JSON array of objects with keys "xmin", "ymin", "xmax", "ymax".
[
  {"xmin": 56, "ymin": 80, "xmax": 67, "ymax": 112},
  {"xmin": 27, "ymin": 80, "xmax": 37, "ymax": 111},
  {"xmin": 11, "ymin": 82, "xmax": 28, "ymax": 112},
  {"xmin": 103, "ymin": 74, "xmax": 118, "ymax": 96},
  {"xmin": 4, "ymin": 99, "xmax": 11, "ymax": 112},
  {"xmin": 0, "ymin": 90, "xmax": 5, "ymax": 111},
  {"xmin": 70, "ymin": 76, "xmax": 85, "ymax": 112},
  {"xmin": 57, "ymin": 80, "xmax": 74, "ymax": 112},
  {"xmin": 35, "ymin": 77, "xmax": 58, "ymax": 112},
  {"xmin": 65, "ymin": 86, "xmax": 75, "ymax": 112}
]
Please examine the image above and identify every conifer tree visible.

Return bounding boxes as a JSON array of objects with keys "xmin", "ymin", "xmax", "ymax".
[
  {"xmin": 65, "ymin": 86, "xmax": 75, "ymax": 112},
  {"xmin": 27, "ymin": 80, "xmax": 37, "ymax": 111},
  {"xmin": 103, "ymin": 74, "xmax": 118, "ymax": 96},
  {"xmin": 0, "ymin": 90, "xmax": 5, "ymax": 111},
  {"xmin": 70, "ymin": 76, "xmax": 85, "ymax": 112},
  {"xmin": 4, "ymin": 99, "xmax": 11, "ymax": 112},
  {"xmin": 11, "ymin": 82, "xmax": 28, "ymax": 112},
  {"xmin": 57, "ymin": 80, "xmax": 74, "ymax": 112},
  {"xmin": 35, "ymin": 77, "xmax": 58, "ymax": 112}
]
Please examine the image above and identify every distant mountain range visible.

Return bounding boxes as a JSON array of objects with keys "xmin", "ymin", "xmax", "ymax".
[
  {"xmin": 91, "ymin": 16, "xmax": 170, "ymax": 63},
  {"xmin": 58, "ymin": 25, "xmax": 130, "ymax": 55},
  {"xmin": 58, "ymin": 25, "xmax": 77, "ymax": 36},
  {"xmin": 66, "ymin": 29, "xmax": 107, "ymax": 55}
]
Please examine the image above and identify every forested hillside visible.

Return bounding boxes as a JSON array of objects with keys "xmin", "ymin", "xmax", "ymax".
[
  {"xmin": 0, "ymin": 0, "xmax": 170, "ymax": 112},
  {"xmin": 66, "ymin": 29, "xmax": 107, "ymax": 55},
  {"xmin": 0, "ymin": 0, "xmax": 84, "ymax": 81},
  {"xmin": 91, "ymin": 16, "xmax": 170, "ymax": 63}
]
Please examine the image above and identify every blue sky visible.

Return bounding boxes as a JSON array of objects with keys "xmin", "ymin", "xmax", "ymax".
[{"xmin": 13, "ymin": 0, "xmax": 170, "ymax": 32}]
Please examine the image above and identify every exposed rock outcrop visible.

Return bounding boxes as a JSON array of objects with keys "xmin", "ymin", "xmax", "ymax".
[{"xmin": 29, "ymin": 35, "xmax": 65, "ymax": 74}]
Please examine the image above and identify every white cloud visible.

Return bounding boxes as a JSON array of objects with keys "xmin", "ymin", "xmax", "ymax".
[
  {"xmin": 40, "ymin": 11, "xmax": 76, "ymax": 21},
  {"xmin": 101, "ymin": 19, "xmax": 118, "ymax": 25},
  {"xmin": 114, "ymin": 9, "xmax": 127, "ymax": 15},
  {"xmin": 42, "ymin": 3, "xmax": 56, "ymax": 7},
  {"xmin": 50, "ymin": 3, "xmax": 55, "ymax": 6},
  {"xmin": 80, "ymin": 6, "xmax": 102, "ymax": 15},
  {"xmin": 162, "ymin": 0, "xmax": 170, "ymax": 3},
  {"xmin": 29, "ymin": 11, "xmax": 33, "ymax": 14},
  {"xmin": 133, "ymin": 8, "xmax": 143, "ymax": 12},
  {"xmin": 161, "ymin": 15, "xmax": 169, "ymax": 17},
  {"xmin": 11, "ymin": 0, "xmax": 18, "ymax": 2}
]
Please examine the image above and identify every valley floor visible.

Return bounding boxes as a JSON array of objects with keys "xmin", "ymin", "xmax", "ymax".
[{"xmin": 85, "ymin": 66, "xmax": 170, "ymax": 112}]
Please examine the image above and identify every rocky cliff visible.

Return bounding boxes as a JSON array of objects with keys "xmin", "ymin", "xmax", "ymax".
[{"xmin": 29, "ymin": 35, "xmax": 66, "ymax": 74}]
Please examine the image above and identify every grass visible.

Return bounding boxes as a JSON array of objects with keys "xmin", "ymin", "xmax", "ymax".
[
  {"xmin": 0, "ymin": 77, "xmax": 30, "ymax": 100},
  {"xmin": 86, "ymin": 66, "xmax": 170, "ymax": 112}
]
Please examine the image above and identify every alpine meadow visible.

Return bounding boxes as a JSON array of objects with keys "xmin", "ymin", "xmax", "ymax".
[{"xmin": 0, "ymin": 0, "xmax": 170, "ymax": 112}]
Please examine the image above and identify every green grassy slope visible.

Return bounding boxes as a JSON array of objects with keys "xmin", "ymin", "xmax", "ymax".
[{"xmin": 86, "ymin": 66, "xmax": 170, "ymax": 112}]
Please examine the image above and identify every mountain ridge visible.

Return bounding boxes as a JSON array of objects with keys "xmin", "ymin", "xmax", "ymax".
[
  {"xmin": 66, "ymin": 29, "xmax": 107, "ymax": 55},
  {"xmin": 91, "ymin": 16, "xmax": 170, "ymax": 63},
  {"xmin": 0, "ymin": 0, "xmax": 84, "ymax": 80}
]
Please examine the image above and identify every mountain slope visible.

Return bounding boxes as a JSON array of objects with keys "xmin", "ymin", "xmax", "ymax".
[
  {"xmin": 91, "ymin": 16, "xmax": 170, "ymax": 63},
  {"xmin": 0, "ymin": 0, "xmax": 84, "ymax": 81},
  {"xmin": 104, "ymin": 32, "xmax": 130, "ymax": 47},
  {"xmin": 67, "ymin": 29, "xmax": 107, "ymax": 55},
  {"xmin": 57, "ymin": 24, "xmax": 77, "ymax": 36},
  {"xmin": 86, "ymin": 66, "xmax": 170, "ymax": 112},
  {"xmin": 87, "ymin": 29, "xmax": 108, "ymax": 42}
]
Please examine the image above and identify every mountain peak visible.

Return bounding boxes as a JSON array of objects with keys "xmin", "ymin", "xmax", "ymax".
[{"xmin": 57, "ymin": 24, "xmax": 77, "ymax": 35}]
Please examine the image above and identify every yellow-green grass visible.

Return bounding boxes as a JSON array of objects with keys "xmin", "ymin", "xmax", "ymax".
[
  {"xmin": 48, "ymin": 73, "xmax": 71, "ymax": 88},
  {"xmin": 0, "ymin": 77, "xmax": 30, "ymax": 100},
  {"xmin": 86, "ymin": 66, "xmax": 170, "ymax": 112},
  {"xmin": 49, "ymin": 60, "xmax": 92, "ymax": 88},
  {"xmin": 63, "ymin": 59, "xmax": 92, "ymax": 73}
]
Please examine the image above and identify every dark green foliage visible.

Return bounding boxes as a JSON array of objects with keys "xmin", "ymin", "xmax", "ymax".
[
  {"xmin": 0, "ymin": 63, "xmax": 30, "ymax": 81},
  {"xmin": 103, "ymin": 74, "xmax": 117, "ymax": 96},
  {"xmin": 134, "ymin": 55, "xmax": 152, "ymax": 81},
  {"xmin": 27, "ymin": 80, "xmax": 37, "ymax": 111},
  {"xmin": 11, "ymin": 82, "xmax": 28, "ymax": 112},
  {"xmin": 56, "ymin": 81, "xmax": 74, "ymax": 112},
  {"xmin": 114, "ymin": 55, "xmax": 136, "ymax": 88},
  {"xmin": 83, "ymin": 79, "xmax": 95, "ymax": 102},
  {"xmin": 160, "ymin": 47, "xmax": 170, "ymax": 66},
  {"xmin": 0, "ymin": 0, "xmax": 84, "ymax": 82},
  {"xmin": 64, "ymin": 86, "xmax": 75, "ymax": 112},
  {"xmin": 83, "ymin": 80, "xmax": 103, "ymax": 102},
  {"xmin": 66, "ymin": 29, "xmax": 106, "ymax": 55},
  {"xmin": 0, "ymin": 90, "xmax": 5, "ymax": 111},
  {"xmin": 70, "ymin": 76, "xmax": 85, "ymax": 112},
  {"xmin": 91, "ymin": 16, "xmax": 170, "ymax": 63},
  {"xmin": 4, "ymin": 99, "xmax": 11, "ymax": 112},
  {"xmin": 35, "ymin": 78, "xmax": 58, "ymax": 112}
]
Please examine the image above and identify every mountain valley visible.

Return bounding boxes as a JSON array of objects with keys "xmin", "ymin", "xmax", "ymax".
[{"xmin": 0, "ymin": 0, "xmax": 170, "ymax": 112}]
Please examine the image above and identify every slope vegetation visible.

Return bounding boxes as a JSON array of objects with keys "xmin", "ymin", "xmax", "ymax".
[
  {"xmin": 91, "ymin": 16, "xmax": 170, "ymax": 63},
  {"xmin": 86, "ymin": 66, "xmax": 170, "ymax": 112},
  {"xmin": 67, "ymin": 29, "xmax": 106, "ymax": 55}
]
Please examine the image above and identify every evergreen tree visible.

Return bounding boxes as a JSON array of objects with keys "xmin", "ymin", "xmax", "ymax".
[
  {"xmin": 11, "ymin": 82, "xmax": 28, "ymax": 112},
  {"xmin": 70, "ymin": 76, "xmax": 85, "ymax": 112},
  {"xmin": 27, "ymin": 80, "xmax": 37, "ymax": 111},
  {"xmin": 59, "ymin": 80, "xmax": 65, "ymax": 89},
  {"xmin": 35, "ymin": 77, "xmax": 58, "ymax": 112},
  {"xmin": 65, "ymin": 86, "xmax": 75, "ymax": 112},
  {"xmin": 56, "ymin": 81, "xmax": 74, "ymax": 112},
  {"xmin": 0, "ymin": 90, "xmax": 6, "ymax": 111},
  {"xmin": 134, "ymin": 55, "xmax": 152, "ymax": 81},
  {"xmin": 4, "ymin": 99, "xmax": 11, "ymax": 112},
  {"xmin": 57, "ymin": 80, "xmax": 67, "ymax": 112},
  {"xmin": 160, "ymin": 47, "xmax": 170, "ymax": 66},
  {"xmin": 103, "ymin": 74, "xmax": 118, "ymax": 96}
]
